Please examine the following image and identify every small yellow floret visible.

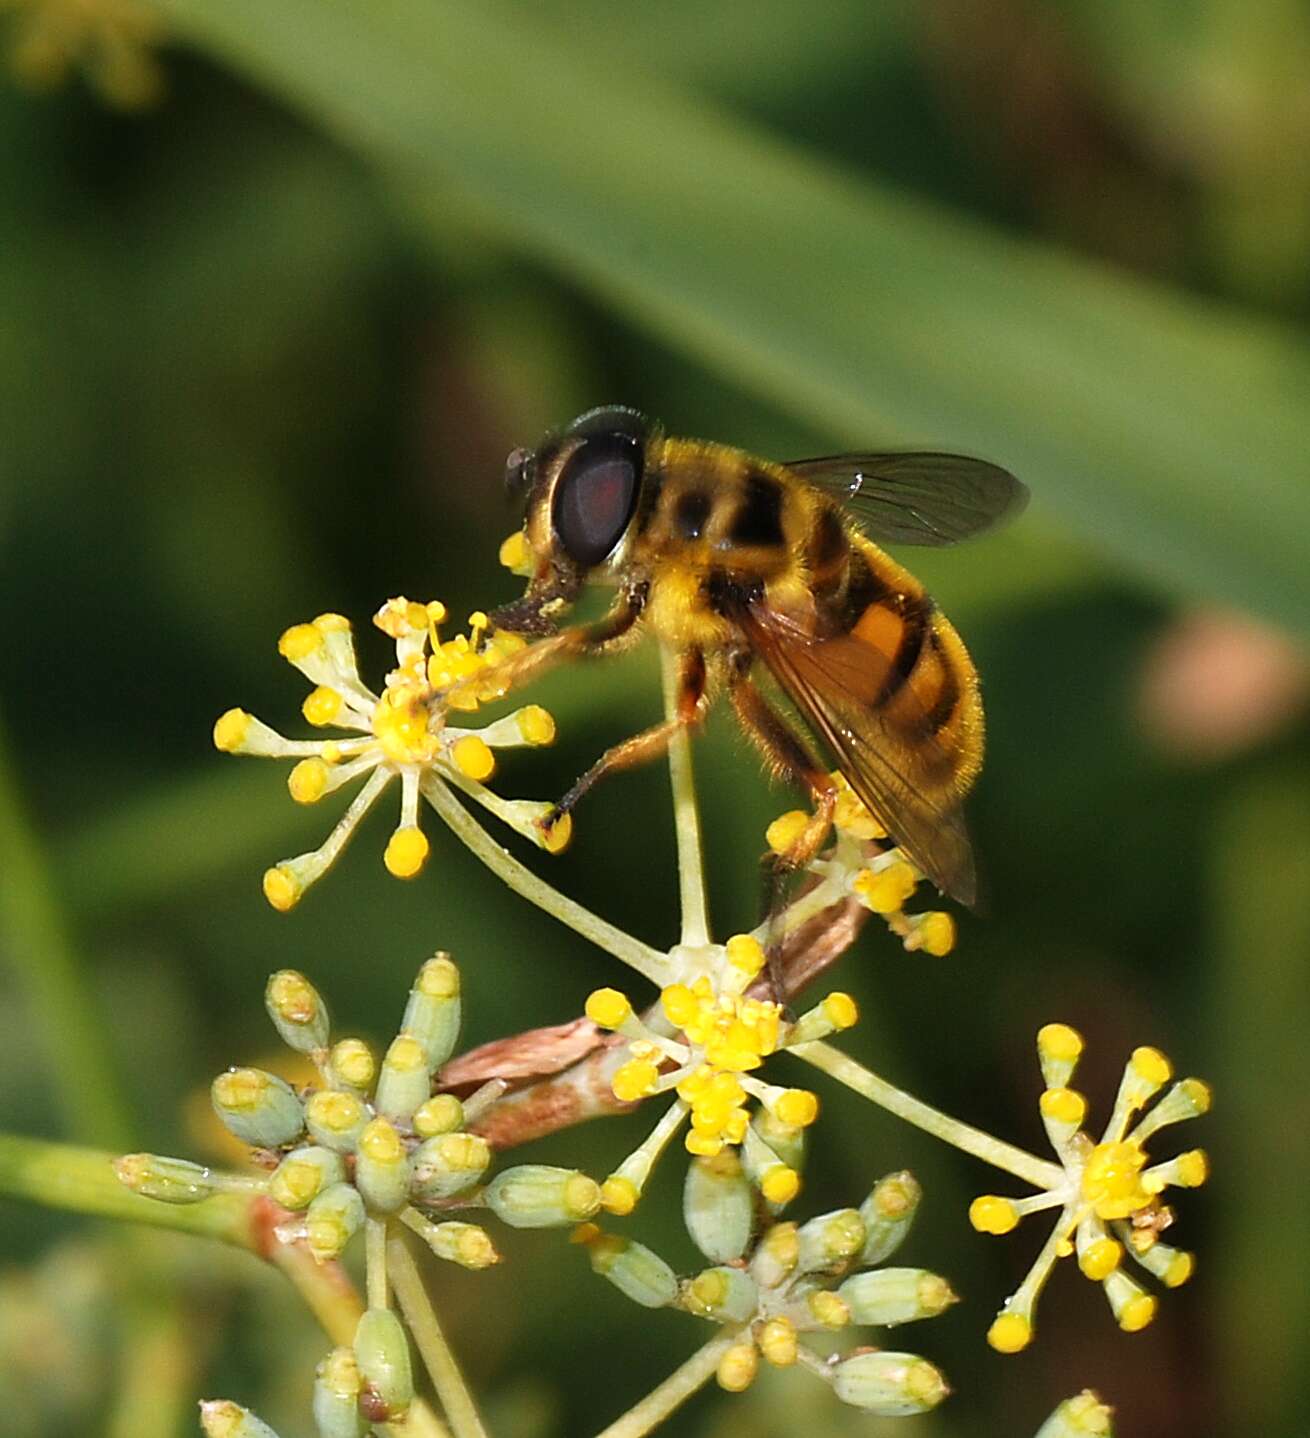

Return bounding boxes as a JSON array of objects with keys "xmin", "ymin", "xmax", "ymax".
[
  {"xmin": 1175, "ymin": 1149, "xmax": 1209, "ymax": 1187},
  {"xmin": 1118, "ymin": 1293, "xmax": 1157, "ymax": 1332},
  {"xmin": 384, "ymin": 826, "xmax": 430, "ymax": 879},
  {"xmin": 987, "ymin": 1311, "xmax": 1032, "ymax": 1353},
  {"xmin": 417, "ymin": 955, "xmax": 460, "ymax": 997},
  {"xmin": 808, "ymin": 1290, "xmax": 850, "ymax": 1328},
  {"xmin": 1131, "ymin": 1046, "xmax": 1173, "ymax": 1086},
  {"xmin": 268, "ymin": 970, "xmax": 318, "ymax": 1024},
  {"xmin": 765, "ymin": 810, "xmax": 810, "ymax": 855},
  {"xmin": 358, "ymin": 1117, "xmax": 404, "ymax": 1163},
  {"xmin": 302, "ymin": 686, "xmax": 342, "ymax": 726},
  {"xmin": 852, "ymin": 860, "xmax": 917, "ymax": 914},
  {"xmin": 384, "ymin": 1034, "xmax": 426, "ymax": 1074},
  {"xmin": 413, "ymin": 1094, "xmax": 463, "ymax": 1138},
  {"xmin": 270, "ymin": 1158, "xmax": 322, "ymax": 1209},
  {"xmin": 1039, "ymin": 1086, "xmax": 1087, "ymax": 1126},
  {"xmin": 1038, "ymin": 1022, "xmax": 1084, "ymax": 1062},
  {"xmin": 822, "ymin": 992, "xmax": 859, "ymax": 1029},
  {"xmin": 1082, "ymin": 1141, "xmax": 1149, "ymax": 1220},
  {"xmin": 758, "ymin": 1317, "xmax": 797, "ymax": 1367},
  {"xmin": 717, "ymin": 1342, "xmax": 758, "ymax": 1393},
  {"xmin": 452, "ymin": 734, "xmax": 495, "ymax": 781},
  {"xmin": 1163, "ymin": 1251, "xmax": 1195, "ymax": 1287},
  {"xmin": 262, "ymin": 865, "xmax": 301, "ymax": 912},
  {"xmin": 288, "ymin": 758, "xmax": 329, "ymax": 804},
  {"xmin": 212, "ymin": 708, "xmax": 250, "ymax": 752},
  {"xmin": 774, "ymin": 1089, "xmax": 819, "ymax": 1127},
  {"xmin": 969, "ymin": 1195, "xmax": 1019, "ymax": 1235},
  {"xmin": 725, "ymin": 933, "xmax": 766, "ymax": 977},
  {"xmin": 661, "ymin": 983, "xmax": 698, "ymax": 1029},
  {"xmin": 517, "ymin": 705, "xmax": 556, "ymax": 746},
  {"xmin": 760, "ymin": 1166, "xmax": 800, "ymax": 1205},
  {"xmin": 306, "ymin": 1090, "xmax": 364, "ymax": 1136},
  {"xmin": 1079, "ymin": 1237, "xmax": 1122, "ymax": 1281},
  {"xmin": 585, "ymin": 988, "xmax": 632, "ymax": 1030},
  {"xmin": 278, "ymin": 623, "xmax": 323, "ymax": 661},
  {"xmin": 330, "ymin": 1039, "xmax": 375, "ymax": 1090},
  {"xmin": 685, "ymin": 1131, "xmax": 723, "ymax": 1157},
  {"xmin": 612, "ymin": 1059, "xmax": 659, "ymax": 1103},
  {"xmin": 600, "ymin": 1176, "xmax": 639, "ymax": 1216},
  {"xmin": 914, "ymin": 911, "xmax": 956, "ymax": 956}
]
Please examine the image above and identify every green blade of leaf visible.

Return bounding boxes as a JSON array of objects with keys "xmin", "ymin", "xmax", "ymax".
[{"xmin": 154, "ymin": 0, "xmax": 1310, "ymax": 635}]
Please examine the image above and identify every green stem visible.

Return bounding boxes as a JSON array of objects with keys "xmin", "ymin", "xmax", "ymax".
[
  {"xmin": 0, "ymin": 716, "xmax": 132, "ymax": 1146},
  {"xmin": 421, "ymin": 773, "xmax": 666, "ymax": 983},
  {"xmin": 366, "ymin": 1217, "xmax": 390, "ymax": 1308},
  {"xmin": 388, "ymin": 1231, "xmax": 489, "ymax": 1438},
  {"xmin": 660, "ymin": 645, "xmax": 709, "ymax": 949},
  {"xmin": 0, "ymin": 1132, "xmax": 258, "ymax": 1243},
  {"xmin": 792, "ymin": 1041, "xmax": 1063, "ymax": 1191},
  {"xmin": 593, "ymin": 1328, "xmax": 738, "ymax": 1438}
]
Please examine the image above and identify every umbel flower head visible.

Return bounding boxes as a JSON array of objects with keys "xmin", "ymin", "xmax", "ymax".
[
  {"xmin": 214, "ymin": 598, "xmax": 567, "ymax": 910},
  {"xmin": 575, "ymin": 1165, "xmax": 955, "ymax": 1418},
  {"xmin": 970, "ymin": 1023, "xmax": 1210, "ymax": 1352},
  {"xmin": 767, "ymin": 773, "xmax": 958, "ymax": 958},
  {"xmin": 586, "ymin": 933, "xmax": 858, "ymax": 1212}
]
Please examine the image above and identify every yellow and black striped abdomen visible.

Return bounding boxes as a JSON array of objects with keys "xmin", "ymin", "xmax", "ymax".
[{"xmin": 839, "ymin": 535, "xmax": 983, "ymax": 799}]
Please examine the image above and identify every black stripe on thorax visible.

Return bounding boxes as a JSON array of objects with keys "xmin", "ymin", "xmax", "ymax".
[
  {"xmin": 673, "ymin": 488, "xmax": 713, "ymax": 540},
  {"xmin": 728, "ymin": 470, "xmax": 786, "ymax": 548}
]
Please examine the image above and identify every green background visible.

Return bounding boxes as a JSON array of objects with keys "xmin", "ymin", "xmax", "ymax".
[{"xmin": 1, "ymin": 2, "xmax": 1308, "ymax": 1435}]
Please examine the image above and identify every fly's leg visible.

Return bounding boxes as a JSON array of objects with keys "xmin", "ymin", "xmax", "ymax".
[{"xmin": 545, "ymin": 648, "xmax": 709, "ymax": 828}]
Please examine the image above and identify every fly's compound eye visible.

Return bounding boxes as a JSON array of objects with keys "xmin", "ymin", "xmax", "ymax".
[
  {"xmin": 505, "ymin": 447, "xmax": 533, "ymax": 500},
  {"xmin": 551, "ymin": 433, "xmax": 642, "ymax": 568}
]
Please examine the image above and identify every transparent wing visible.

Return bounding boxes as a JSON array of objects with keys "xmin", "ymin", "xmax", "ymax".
[
  {"xmin": 741, "ymin": 605, "xmax": 978, "ymax": 907},
  {"xmin": 786, "ymin": 452, "xmax": 1026, "ymax": 546}
]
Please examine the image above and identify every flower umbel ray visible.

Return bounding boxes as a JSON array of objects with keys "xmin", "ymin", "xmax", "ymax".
[
  {"xmin": 586, "ymin": 933, "xmax": 859, "ymax": 1213},
  {"xmin": 214, "ymin": 598, "xmax": 568, "ymax": 910},
  {"xmin": 971, "ymin": 1023, "xmax": 1211, "ymax": 1353}
]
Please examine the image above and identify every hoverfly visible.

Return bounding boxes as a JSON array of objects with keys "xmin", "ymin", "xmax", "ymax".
[{"xmin": 488, "ymin": 407, "xmax": 1026, "ymax": 907}]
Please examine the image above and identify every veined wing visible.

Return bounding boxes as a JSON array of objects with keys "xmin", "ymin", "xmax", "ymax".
[{"xmin": 786, "ymin": 452, "xmax": 1026, "ymax": 547}]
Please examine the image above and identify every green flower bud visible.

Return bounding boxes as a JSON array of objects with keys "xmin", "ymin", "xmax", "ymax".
[
  {"xmin": 750, "ymin": 1221, "xmax": 800, "ymax": 1289},
  {"xmin": 683, "ymin": 1151, "xmax": 753, "ymax": 1263},
  {"xmin": 401, "ymin": 954, "xmax": 461, "ymax": 1069},
  {"xmin": 410, "ymin": 1132, "xmax": 491, "ymax": 1200},
  {"xmin": 354, "ymin": 1308, "xmax": 413, "ymax": 1423},
  {"xmin": 265, "ymin": 970, "xmax": 330, "ymax": 1054},
  {"xmin": 585, "ymin": 1234, "xmax": 679, "ymax": 1309},
  {"xmin": 406, "ymin": 1215, "xmax": 500, "ymax": 1270},
  {"xmin": 374, "ymin": 1035, "xmax": 433, "ymax": 1122},
  {"xmin": 312, "ymin": 1348, "xmax": 367, "ymax": 1438},
  {"xmin": 198, "ymin": 1399, "xmax": 283, "ymax": 1438},
  {"xmin": 306, "ymin": 1183, "xmax": 366, "ymax": 1263},
  {"xmin": 859, "ymin": 1170, "xmax": 921, "ymax": 1266},
  {"xmin": 211, "ymin": 1069, "xmax": 305, "ymax": 1149},
  {"xmin": 682, "ymin": 1265, "xmax": 759, "ymax": 1323},
  {"xmin": 269, "ymin": 1146, "xmax": 346, "ymax": 1211},
  {"xmin": 483, "ymin": 1165, "xmax": 600, "ymax": 1228},
  {"xmin": 838, "ymin": 1267, "xmax": 957, "ymax": 1326},
  {"xmin": 327, "ymin": 1038, "xmax": 375, "ymax": 1094},
  {"xmin": 796, "ymin": 1207, "xmax": 866, "ymax": 1273},
  {"xmin": 114, "ymin": 1153, "xmax": 217, "ymax": 1205},
  {"xmin": 832, "ymin": 1350, "xmax": 949, "ymax": 1416},
  {"xmin": 413, "ymin": 1094, "xmax": 465, "ymax": 1138},
  {"xmin": 354, "ymin": 1118, "xmax": 411, "ymax": 1214},
  {"xmin": 751, "ymin": 1109, "xmax": 806, "ymax": 1174},
  {"xmin": 1035, "ymin": 1390, "xmax": 1115, "ymax": 1437},
  {"xmin": 304, "ymin": 1089, "xmax": 369, "ymax": 1154}
]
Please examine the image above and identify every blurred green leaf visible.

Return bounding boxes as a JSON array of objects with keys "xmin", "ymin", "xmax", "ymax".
[{"xmin": 150, "ymin": 0, "xmax": 1310, "ymax": 637}]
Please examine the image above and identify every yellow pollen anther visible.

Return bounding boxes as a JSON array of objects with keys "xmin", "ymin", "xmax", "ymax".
[
  {"xmin": 716, "ymin": 1342, "xmax": 758, "ymax": 1393},
  {"xmin": 278, "ymin": 623, "xmax": 323, "ymax": 661},
  {"xmin": 1175, "ymin": 1150, "xmax": 1209, "ymax": 1187},
  {"xmin": 451, "ymin": 734, "xmax": 495, "ymax": 781},
  {"xmin": 288, "ymin": 758, "xmax": 329, "ymax": 804},
  {"xmin": 765, "ymin": 810, "xmax": 810, "ymax": 855},
  {"xmin": 774, "ymin": 1089, "xmax": 819, "ymax": 1127},
  {"xmin": 600, "ymin": 1176, "xmax": 639, "ymax": 1216},
  {"xmin": 1118, "ymin": 1293, "xmax": 1157, "ymax": 1332},
  {"xmin": 612, "ymin": 1059, "xmax": 660, "ymax": 1103},
  {"xmin": 1038, "ymin": 1023, "xmax": 1084, "ymax": 1062},
  {"xmin": 1082, "ymin": 1141, "xmax": 1149, "ymax": 1220},
  {"xmin": 359, "ymin": 1117, "xmax": 404, "ymax": 1162},
  {"xmin": 759, "ymin": 1166, "xmax": 800, "ymax": 1205},
  {"xmin": 516, "ymin": 705, "xmax": 555, "ymax": 746},
  {"xmin": 585, "ymin": 989, "xmax": 632, "ymax": 1030},
  {"xmin": 852, "ymin": 860, "xmax": 917, "ymax": 914},
  {"xmin": 1079, "ymin": 1237, "xmax": 1122, "ymax": 1281},
  {"xmin": 913, "ymin": 911, "xmax": 956, "ymax": 955},
  {"xmin": 1039, "ymin": 1086, "xmax": 1087, "ymax": 1126},
  {"xmin": 987, "ymin": 1312, "xmax": 1032, "ymax": 1353},
  {"xmin": 262, "ymin": 865, "xmax": 301, "ymax": 912},
  {"xmin": 384, "ymin": 827, "xmax": 430, "ymax": 879},
  {"xmin": 1164, "ymin": 1252, "xmax": 1195, "ymax": 1287},
  {"xmin": 212, "ymin": 708, "xmax": 250, "ymax": 752},
  {"xmin": 331, "ymin": 1039, "xmax": 375, "ymax": 1090},
  {"xmin": 822, "ymin": 992, "xmax": 858, "ymax": 1029},
  {"xmin": 372, "ymin": 687, "xmax": 440, "ymax": 766},
  {"xmin": 1131, "ymin": 1046, "xmax": 1173, "ymax": 1086},
  {"xmin": 969, "ymin": 1195, "xmax": 1020, "ymax": 1235},
  {"xmin": 302, "ymin": 686, "xmax": 342, "ymax": 727},
  {"xmin": 758, "ymin": 1317, "xmax": 797, "ymax": 1367},
  {"xmin": 725, "ymin": 933, "xmax": 766, "ymax": 977}
]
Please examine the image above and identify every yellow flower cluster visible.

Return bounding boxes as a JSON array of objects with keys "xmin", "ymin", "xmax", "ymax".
[
  {"xmin": 972, "ymin": 1023, "xmax": 1210, "ymax": 1353},
  {"xmin": 214, "ymin": 599, "xmax": 566, "ymax": 910},
  {"xmin": 766, "ymin": 774, "xmax": 957, "ymax": 957}
]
